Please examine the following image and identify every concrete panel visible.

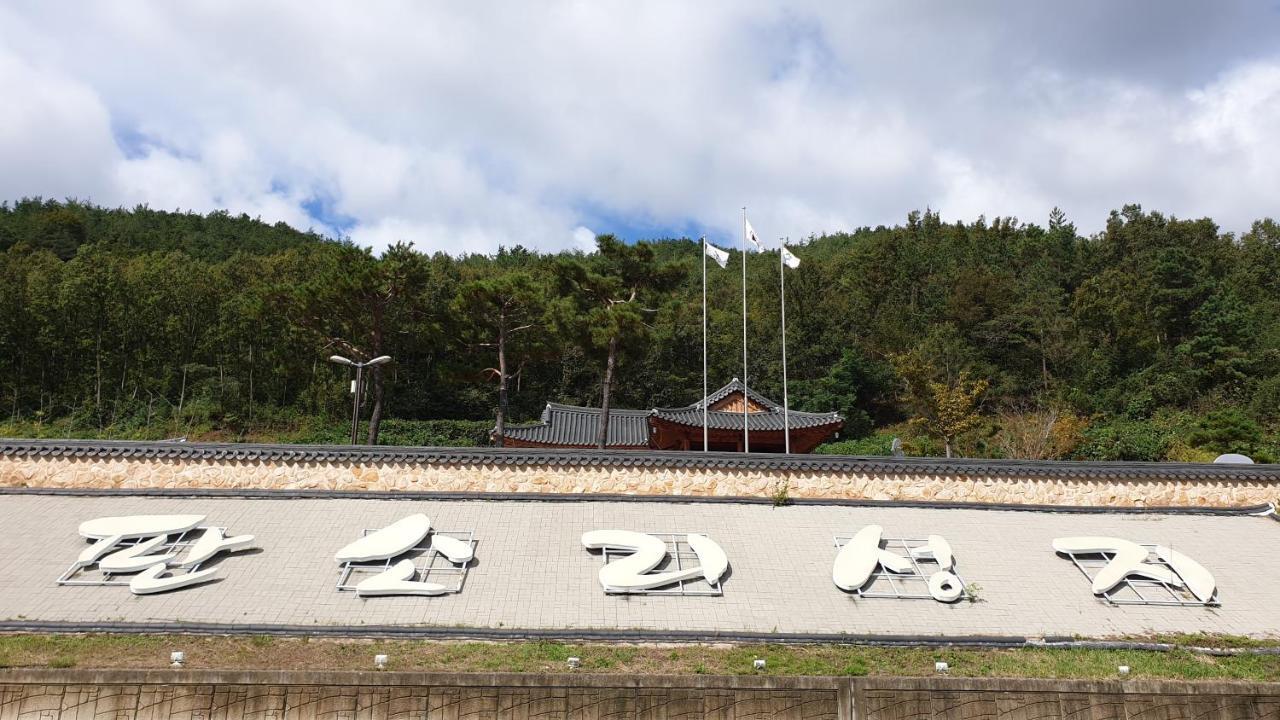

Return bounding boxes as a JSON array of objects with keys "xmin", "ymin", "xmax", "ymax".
[{"xmin": 6, "ymin": 495, "xmax": 1280, "ymax": 641}]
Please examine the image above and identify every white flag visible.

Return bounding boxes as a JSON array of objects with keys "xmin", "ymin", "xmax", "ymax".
[
  {"xmin": 703, "ymin": 240, "xmax": 730, "ymax": 269},
  {"xmin": 781, "ymin": 245, "xmax": 801, "ymax": 269},
  {"xmin": 744, "ymin": 218, "xmax": 764, "ymax": 251}
]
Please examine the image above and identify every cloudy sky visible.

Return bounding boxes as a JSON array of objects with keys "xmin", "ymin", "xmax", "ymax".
[{"xmin": 2, "ymin": 2, "xmax": 1279, "ymax": 253}]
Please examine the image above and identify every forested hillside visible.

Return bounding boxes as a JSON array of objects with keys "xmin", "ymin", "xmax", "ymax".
[{"xmin": 2, "ymin": 198, "xmax": 1278, "ymax": 461}]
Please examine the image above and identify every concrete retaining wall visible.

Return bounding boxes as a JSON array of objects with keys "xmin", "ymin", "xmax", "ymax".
[{"xmin": 1, "ymin": 669, "xmax": 1277, "ymax": 719}]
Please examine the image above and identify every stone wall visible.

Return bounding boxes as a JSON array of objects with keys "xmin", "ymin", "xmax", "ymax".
[
  {"xmin": 1, "ymin": 669, "xmax": 1277, "ymax": 719},
  {"xmin": 2, "ymin": 452, "xmax": 1278, "ymax": 507}
]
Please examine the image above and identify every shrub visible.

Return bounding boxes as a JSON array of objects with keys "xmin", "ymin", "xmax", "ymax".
[
  {"xmin": 1185, "ymin": 409, "xmax": 1265, "ymax": 458},
  {"xmin": 994, "ymin": 407, "xmax": 1088, "ymax": 460},
  {"xmin": 815, "ymin": 434, "xmax": 895, "ymax": 456},
  {"xmin": 377, "ymin": 419, "xmax": 493, "ymax": 447},
  {"xmin": 1249, "ymin": 375, "xmax": 1280, "ymax": 422},
  {"xmin": 1076, "ymin": 418, "xmax": 1170, "ymax": 461},
  {"xmin": 291, "ymin": 418, "xmax": 492, "ymax": 447},
  {"xmin": 1164, "ymin": 441, "xmax": 1218, "ymax": 463}
]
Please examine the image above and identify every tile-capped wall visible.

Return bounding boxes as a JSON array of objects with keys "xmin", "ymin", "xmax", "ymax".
[{"xmin": 1, "ymin": 453, "xmax": 1275, "ymax": 507}]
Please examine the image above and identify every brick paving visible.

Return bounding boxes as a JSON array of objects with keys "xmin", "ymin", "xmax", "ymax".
[{"xmin": 1, "ymin": 494, "xmax": 1277, "ymax": 639}]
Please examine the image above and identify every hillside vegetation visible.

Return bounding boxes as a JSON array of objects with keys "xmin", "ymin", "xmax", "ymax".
[{"xmin": 3, "ymin": 198, "xmax": 1279, "ymax": 461}]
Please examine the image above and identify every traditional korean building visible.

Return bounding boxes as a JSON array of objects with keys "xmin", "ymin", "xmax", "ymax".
[{"xmin": 494, "ymin": 379, "xmax": 843, "ymax": 453}]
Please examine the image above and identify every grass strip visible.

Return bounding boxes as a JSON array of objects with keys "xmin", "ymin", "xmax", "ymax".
[{"xmin": 1, "ymin": 634, "xmax": 1279, "ymax": 681}]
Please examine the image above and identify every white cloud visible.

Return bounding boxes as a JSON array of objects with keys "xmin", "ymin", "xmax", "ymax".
[
  {"xmin": 1, "ymin": 1, "xmax": 1279, "ymax": 252},
  {"xmin": 572, "ymin": 226, "xmax": 597, "ymax": 252},
  {"xmin": 0, "ymin": 48, "xmax": 121, "ymax": 204}
]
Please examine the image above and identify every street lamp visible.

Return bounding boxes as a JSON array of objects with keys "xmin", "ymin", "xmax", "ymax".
[{"xmin": 328, "ymin": 354, "xmax": 392, "ymax": 444}]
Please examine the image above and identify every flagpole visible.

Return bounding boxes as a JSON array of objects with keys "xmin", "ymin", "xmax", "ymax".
[
  {"xmin": 701, "ymin": 236, "xmax": 709, "ymax": 452},
  {"xmin": 741, "ymin": 207, "xmax": 749, "ymax": 453},
  {"xmin": 780, "ymin": 237, "xmax": 790, "ymax": 454}
]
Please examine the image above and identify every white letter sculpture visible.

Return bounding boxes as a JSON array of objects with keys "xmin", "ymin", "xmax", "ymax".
[
  {"xmin": 74, "ymin": 515, "xmax": 255, "ymax": 595},
  {"xmin": 581, "ymin": 530, "xmax": 728, "ymax": 593},
  {"xmin": 333, "ymin": 514, "xmax": 474, "ymax": 597},
  {"xmin": 833, "ymin": 525, "xmax": 963, "ymax": 602},
  {"xmin": 1052, "ymin": 537, "xmax": 1216, "ymax": 603}
]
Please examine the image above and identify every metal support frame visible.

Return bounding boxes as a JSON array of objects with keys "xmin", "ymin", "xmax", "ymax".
[
  {"xmin": 833, "ymin": 535, "xmax": 975, "ymax": 601},
  {"xmin": 335, "ymin": 529, "xmax": 477, "ymax": 595},
  {"xmin": 1059, "ymin": 545, "xmax": 1219, "ymax": 607},
  {"xmin": 596, "ymin": 532, "xmax": 724, "ymax": 596},
  {"xmin": 57, "ymin": 527, "xmax": 220, "ymax": 586}
]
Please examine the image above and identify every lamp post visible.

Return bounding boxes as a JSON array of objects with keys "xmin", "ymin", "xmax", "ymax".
[{"xmin": 328, "ymin": 354, "xmax": 392, "ymax": 444}]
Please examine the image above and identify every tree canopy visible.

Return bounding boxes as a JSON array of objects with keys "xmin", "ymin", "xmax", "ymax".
[{"xmin": 3, "ymin": 198, "xmax": 1279, "ymax": 461}]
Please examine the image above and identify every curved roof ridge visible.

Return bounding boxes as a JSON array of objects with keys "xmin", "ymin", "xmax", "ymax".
[
  {"xmin": 651, "ymin": 408, "xmax": 843, "ymax": 432},
  {"xmin": 544, "ymin": 402, "xmax": 651, "ymax": 416},
  {"xmin": 502, "ymin": 418, "xmax": 551, "ymax": 430},
  {"xmin": 653, "ymin": 406, "xmax": 838, "ymax": 418},
  {"xmin": 699, "ymin": 379, "xmax": 782, "ymax": 411},
  {"xmin": 501, "ymin": 403, "xmax": 653, "ymax": 447}
]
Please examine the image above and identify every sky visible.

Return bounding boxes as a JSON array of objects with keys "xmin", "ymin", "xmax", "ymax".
[{"xmin": 2, "ymin": 1, "xmax": 1280, "ymax": 254}]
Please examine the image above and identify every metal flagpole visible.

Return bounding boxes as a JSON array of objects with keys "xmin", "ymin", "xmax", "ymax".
[
  {"xmin": 701, "ymin": 236, "xmax": 709, "ymax": 452},
  {"xmin": 741, "ymin": 208, "xmax": 749, "ymax": 453},
  {"xmin": 780, "ymin": 237, "xmax": 790, "ymax": 454}
]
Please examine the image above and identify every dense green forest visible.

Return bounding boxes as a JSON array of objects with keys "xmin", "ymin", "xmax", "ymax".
[{"xmin": 2, "ymin": 198, "xmax": 1279, "ymax": 461}]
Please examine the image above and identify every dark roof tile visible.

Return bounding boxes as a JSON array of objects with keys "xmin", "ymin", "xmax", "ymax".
[
  {"xmin": 2, "ymin": 438, "xmax": 1279, "ymax": 484},
  {"xmin": 496, "ymin": 380, "xmax": 841, "ymax": 447},
  {"xmin": 501, "ymin": 403, "xmax": 651, "ymax": 447},
  {"xmin": 651, "ymin": 408, "xmax": 840, "ymax": 431}
]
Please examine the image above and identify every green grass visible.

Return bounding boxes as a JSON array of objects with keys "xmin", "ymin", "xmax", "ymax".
[{"xmin": 0, "ymin": 634, "xmax": 1278, "ymax": 681}]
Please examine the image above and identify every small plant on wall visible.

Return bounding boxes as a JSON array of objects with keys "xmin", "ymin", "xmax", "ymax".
[{"xmin": 770, "ymin": 479, "xmax": 792, "ymax": 507}]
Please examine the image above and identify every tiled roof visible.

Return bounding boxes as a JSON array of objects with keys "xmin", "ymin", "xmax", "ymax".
[
  {"xmin": 651, "ymin": 407, "xmax": 841, "ymax": 431},
  {"xmin": 699, "ymin": 378, "xmax": 781, "ymax": 410},
  {"xmin": 651, "ymin": 378, "xmax": 841, "ymax": 433},
  {"xmin": 4, "ymin": 438, "xmax": 1280, "ymax": 482},
  {"xmin": 496, "ymin": 380, "xmax": 838, "ymax": 447},
  {"xmin": 500, "ymin": 403, "xmax": 651, "ymax": 447}
]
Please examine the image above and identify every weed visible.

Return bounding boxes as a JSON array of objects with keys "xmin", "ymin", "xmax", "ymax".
[
  {"xmin": 964, "ymin": 582, "xmax": 983, "ymax": 603},
  {"xmin": 770, "ymin": 479, "xmax": 792, "ymax": 507}
]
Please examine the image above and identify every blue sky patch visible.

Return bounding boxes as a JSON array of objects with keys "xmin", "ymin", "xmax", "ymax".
[{"xmin": 302, "ymin": 192, "xmax": 358, "ymax": 236}]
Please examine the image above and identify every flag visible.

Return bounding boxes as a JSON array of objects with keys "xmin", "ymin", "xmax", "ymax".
[
  {"xmin": 703, "ymin": 240, "xmax": 730, "ymax": 269},
  {"xmin": 744, "ymin": 218, "xmax": 763, "ymax": 251},
  {"xmin": 781, "ymin": 245, "xmax": 801, "ymax": 269}
]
